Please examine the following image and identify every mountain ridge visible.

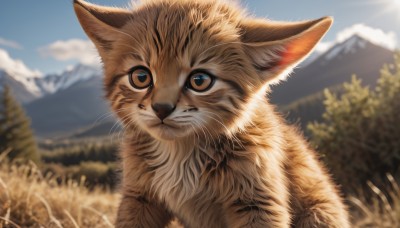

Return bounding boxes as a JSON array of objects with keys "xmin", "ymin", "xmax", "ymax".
[
  {"xmin": 0, "ymin": 64, "xmax": 101, "ymax": 104},
  {"xmin": 270, "ymin": 34, "xmax": 395, "ymax": 105}
]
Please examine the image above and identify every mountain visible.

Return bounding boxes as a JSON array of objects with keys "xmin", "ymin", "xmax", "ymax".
[
  {"xmin": 25, "ymin": 75, "xmax": 111, "ymax": 137},
  {"xmin": 0, "ymin": 62, "xmax": 106, "ymax": 137},
  {"xmin": 0, "ymin": 70, "xmax": 41, "ymax": 103},
  {"xmin": 34, "ymin": 64, "xmax": 100, "ymax": 95},
  {"xmin": 0, "ymin": 64, "xmax": 100, "ymax": 104},
  {"xmin": 270, "ymin": 35, "xmax": 395, "ymax": 105}
]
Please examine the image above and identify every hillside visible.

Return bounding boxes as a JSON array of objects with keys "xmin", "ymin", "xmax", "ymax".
[
  {"xmin": 270, "ymin": 35, "xmax": 394, "ymax": 106},
  {"xmin": 25, "ymin": 76, "xmax": 111, "ymax": 137},
  {"xmin": 0, "ymin": 70, "xmax": 41, "ymax": 103}
]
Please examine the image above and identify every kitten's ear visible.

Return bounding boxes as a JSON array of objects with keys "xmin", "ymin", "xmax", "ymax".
[
  {"xmin": 73, "ymin": 0, "xmax": 132, "ymax": 54},
  {"xmin": 241, "ymin": 17, "xmax": 333, "ymax": 84}
]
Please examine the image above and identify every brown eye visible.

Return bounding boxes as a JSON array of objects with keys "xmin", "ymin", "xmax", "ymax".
[
  {"xmin": 187, "ymin": 72, "xmax": 214, "ymax": 92},
  {"xmin": 129, "ymin": 66, "xmax": 153, "ymax": 89}
]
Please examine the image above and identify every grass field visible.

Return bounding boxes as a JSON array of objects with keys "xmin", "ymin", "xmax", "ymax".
[
  {"xmin": 0, "ymin": 153, "xmax": 118, "ymax": 228},
  {"xmin": 0, "ymin": 154, "xmax": 399, "ymax": 227}
]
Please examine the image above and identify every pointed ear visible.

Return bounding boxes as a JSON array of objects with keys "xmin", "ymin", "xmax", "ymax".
[
  {"xmin": 241, "ymin": 17, "xmax": 333, "ymax": 84},
  {"xmin": 73, "ymin": 0, "xmax": 132, "ymax": 55}
]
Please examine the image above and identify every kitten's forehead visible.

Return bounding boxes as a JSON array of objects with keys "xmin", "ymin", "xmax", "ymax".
[{"xmin": 125, "ymin": 0, "xmax": 243, "ymax": 60}]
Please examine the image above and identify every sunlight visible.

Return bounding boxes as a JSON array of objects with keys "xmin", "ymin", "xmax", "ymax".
[{"xmin": 360, "ymin": 0, "xmax": 400, "ymax": 22}]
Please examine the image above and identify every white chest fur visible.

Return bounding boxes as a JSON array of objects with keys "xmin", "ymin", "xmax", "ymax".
[{"xmin": 147, "ymin": 141, "xmax": 206, "ymax": 208}]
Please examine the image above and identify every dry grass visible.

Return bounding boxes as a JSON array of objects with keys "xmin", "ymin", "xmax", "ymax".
[
  {"xmin": 0, "ymin": 150, "xmax": 119, "ymax": 228},
  {"xmin": 350, "ymin": 173, "xmax": 400, "ymax": 228},
  {"xmin": 0, "ymin": 150, "xmax": 399, "ymax": 227}
]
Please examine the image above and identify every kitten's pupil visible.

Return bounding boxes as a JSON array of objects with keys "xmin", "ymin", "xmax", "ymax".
[
  {"xmin": 138, "ymin": 72, "xmax": 148, "ymax": 83},
  {"xmin": 194, "ymin": 75, "xmax": 205, "ymax": 86}
]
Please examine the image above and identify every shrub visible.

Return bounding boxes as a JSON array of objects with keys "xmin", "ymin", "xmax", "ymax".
[{"xmin": 308, "ymin": 54, "xmax": 400, "ymax": 193}]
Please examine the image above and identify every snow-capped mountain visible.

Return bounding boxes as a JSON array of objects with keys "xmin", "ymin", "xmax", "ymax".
[
  {"xmin": 0, "ymin": 68, "xmax": 43, "ymax": 99},
  {"xmin": 25, "ymin": 75, "xmax": 109, "ymax": 137},
  {"xmin": 0, "ymin": 70, "xmax": 42, "ymax": 103},
  {"xmin": 322, "ymin": 35, "xmax": 368, "ymax": 62},
  {"xmin": 0, "ymin": 64, "xmax": 101, "ymax": 103},
  {"xmin": 34, "ymin": 64, "xmax": 101, "ymax": 95},
  {"xmin": 270, "ymin": 34, "xmax": 395, "ymax": 105}
]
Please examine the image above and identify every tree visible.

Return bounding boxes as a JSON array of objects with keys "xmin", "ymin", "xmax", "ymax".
[
  {"xmin": 0, "ymin": 85, "xmax": 39, "ymax": 163},
  {"xmin": 308, "ymin": 53, "xmax": 400, "ymax": 193}
]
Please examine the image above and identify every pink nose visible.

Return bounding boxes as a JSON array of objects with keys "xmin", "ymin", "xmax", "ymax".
[{"xmin": 151, "ymin": 103, "xmax": 176, "ymax": 120}]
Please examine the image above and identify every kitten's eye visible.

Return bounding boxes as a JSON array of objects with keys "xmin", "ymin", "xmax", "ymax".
[
  {"xmin": 129, "ymin": 66, "xmax": 153, "ymax": 89},
  {"xmin": 187, "ymin": 72, "xmax": 214, "ymax": 92}
]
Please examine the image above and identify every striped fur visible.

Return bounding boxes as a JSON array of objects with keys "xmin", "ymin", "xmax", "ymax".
[{"xmin": 74, "ymin": 0, "xmax": 350, "ymax": 227}]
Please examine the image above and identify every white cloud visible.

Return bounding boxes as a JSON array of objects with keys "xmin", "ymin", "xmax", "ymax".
[
  {"xmin": 38, "ymin": 39, "xmax": 101, "ymax": 67},
  {"xmin": 302, "ymin": 24, "xmax": 397, "ymax": 65},
  {"xmin": 0, "ymin": 37, "xmax": 23, "ymax": 49},
  {"xmin": 0, "ymin": 48, "xmax": 42, "ymax": 78},
  {"xmin": 336, "ymin": 24, "xmax": 397, "ymax": 50},
  {"xmin": 315, "ymin": 41, "xmax": 334, "ymax": 54},
  {"xmin": 312, "ymin": 24, "xmax": 397, "ymax": 58}
]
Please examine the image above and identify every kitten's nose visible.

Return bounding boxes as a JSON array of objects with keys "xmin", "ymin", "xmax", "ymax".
[{"xmin": 151, "ymin": 103, "xmax": 176, "ymax": 121}]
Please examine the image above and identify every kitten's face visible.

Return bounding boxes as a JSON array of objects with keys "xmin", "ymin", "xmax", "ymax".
[
  {"xmin": 106, "ymin": 3, "xmax": 252, "ymax": 140},
  {"xmin": 74, "ymin": 0, "xmax": 332, "ymax": 141}
]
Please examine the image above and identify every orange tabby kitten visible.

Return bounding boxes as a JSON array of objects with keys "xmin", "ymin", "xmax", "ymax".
[{"xmin": 74, "ymin": 0, "xmax": 349, "ymax": 227}]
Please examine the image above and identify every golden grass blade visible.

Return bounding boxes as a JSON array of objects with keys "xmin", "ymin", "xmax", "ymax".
[
  {"xmin": 35, "ymin": 193, "xmax": 64, "ymax": 228},
  {"xmin": 0, "ymin": 176, "xmax": 11, "ymax": 225},
  {"xmin": 0, "ymin": 177, "xmax": 10, "ymax": 199},
  {"xmin": 63, "ymin": 210, "xmax": 80, "ymax": 228},
  {"xmin": 0, "ymin": 148, "xmax": 12, "ymax": 163},
  {"xmin": 83, "ymin": 206, "xmax": 113, "ymax": 228},
  {"xmin": 386, "ymin": 173, "xmax": 400, "ymax": 195},
  {"xmin": 348, "ymin": 196, "xmax": 374, "ymax": 218},
  {"xmin": 367, "ymin": 181, "xmax": 393, "ymax": 213},
  {"xmin": 0, "ymin": 216, "xmax": 21, "ymax": 228}
]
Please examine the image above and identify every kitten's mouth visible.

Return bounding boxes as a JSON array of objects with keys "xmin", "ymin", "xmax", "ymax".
[
  {"xmin": 146, "ymin": 121, "xmax": 186, "ymax": 140},
  {"xmin": 149, "ymin": 122, "xmax": 180, "ymax": 130}
]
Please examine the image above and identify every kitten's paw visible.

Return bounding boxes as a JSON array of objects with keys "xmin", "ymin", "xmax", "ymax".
[{"xmin": 294, "ymin": 208, "xmax": 349, "ymax": 228}]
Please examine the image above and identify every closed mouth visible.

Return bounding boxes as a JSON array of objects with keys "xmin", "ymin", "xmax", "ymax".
[{"xmin": 149, "ymin": 122, "xmax": 180, "ymax": 130}]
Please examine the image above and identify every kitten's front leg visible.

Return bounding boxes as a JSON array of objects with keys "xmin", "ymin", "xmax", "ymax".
[
  {"xmin": 116, "ymin": 192, "xmax": 172, "ymax": 228},
  {"xmin": 286, "ymin": 143, "xmax": 350, "ymax": 227},
  {"xmin": 222, "ymin": 167, "xmax": 291, "ymax": 228},
  {"xmin": 116, "ymin": 155, "xmax": 172, "ymax": 228},
  {"xmin": 224, "ymin": 185, "xmax": 291, "ymax": 228}
]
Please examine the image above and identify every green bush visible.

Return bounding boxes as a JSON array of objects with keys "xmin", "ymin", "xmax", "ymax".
[{"xmin": 308, "ymin": 54, "xmax": 400, "ymax": 193}]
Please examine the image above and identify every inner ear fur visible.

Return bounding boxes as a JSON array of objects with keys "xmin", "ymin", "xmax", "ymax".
[
  {"xmin": 241, "ymin": 17, "xmax": 333, "ymax": 83},
  {"xmin": 73, "ymin": 0, "xmax": 132, "ymax": 54}
]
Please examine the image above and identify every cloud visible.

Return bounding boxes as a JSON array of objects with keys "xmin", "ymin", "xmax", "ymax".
[
  {"xmin": 0, "ymin": 48, "xmax": 42, "ymax": 78},
  {"xmin": 330, "ymin": 24, "xmax": 397, "ymax": 52},
  {"xmin": 336, "ymin": 24, "xmax": 397, "ymax": 50},
  {"xmin": 0, "ymin": 37, "xmax": 23, "ymax": 49},
  {"xmin": 38, "ymin": 39, "xmax": 101, "ymax": 67},
  {"xmin": 315, "ymin": 41, "xmax": 334, "ymax": 54}
]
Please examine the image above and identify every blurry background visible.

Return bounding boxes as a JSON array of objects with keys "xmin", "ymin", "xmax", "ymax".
[{"xmin": 1, "ymin": 0, "xmax": 400, "ymax": 227}]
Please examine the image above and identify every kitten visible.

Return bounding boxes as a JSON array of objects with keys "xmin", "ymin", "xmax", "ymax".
[{"xmin": 74, "ymin": 0, "xmax": 350, "ymax": 227}]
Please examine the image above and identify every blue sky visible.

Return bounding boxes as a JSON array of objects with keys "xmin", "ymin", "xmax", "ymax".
[{"xmin": 1, "ymin": 0, "xmax": 399, "ymax": 75}]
